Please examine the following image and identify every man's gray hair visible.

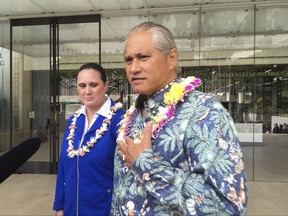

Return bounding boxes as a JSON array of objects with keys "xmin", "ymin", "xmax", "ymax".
[{"xmin": 126, "ymin": 21, "xmax": 178, "ymax": 71}]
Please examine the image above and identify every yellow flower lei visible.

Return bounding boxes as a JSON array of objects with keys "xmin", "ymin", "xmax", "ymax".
[{"xmin": 117, "ymin": 76, "xmax": 201, "ymax": 143}]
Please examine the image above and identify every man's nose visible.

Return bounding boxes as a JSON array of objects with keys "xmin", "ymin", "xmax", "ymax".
[{"xmin": 130, "ymin": 59, "xmax": 140, "ymax": 73}]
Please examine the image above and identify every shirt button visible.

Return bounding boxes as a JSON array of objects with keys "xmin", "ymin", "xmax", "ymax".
[
  {"xmin": 107, "ymin": 189, "xmax": 111, "ymax": 193},
  {"xmin": 149, "ymin": 100, "xmax": 156, "ymax": 108}
]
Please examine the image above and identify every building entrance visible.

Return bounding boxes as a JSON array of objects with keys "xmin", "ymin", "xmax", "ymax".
[{"xmin": 9, "ymin": 15, "xmax": 101, "ymax": 174}]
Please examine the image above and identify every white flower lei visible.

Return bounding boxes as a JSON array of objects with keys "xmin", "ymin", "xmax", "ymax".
[
  {"xmin": 66, "ymin": 102, "xmax": 123, "ymax": 158},
  {"xmin": 117, "ymin": 76, "xmax": 201, "ymax": 143}
]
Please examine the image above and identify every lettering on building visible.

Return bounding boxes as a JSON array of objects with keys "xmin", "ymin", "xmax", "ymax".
[{"xmin": 218, "ymin": 71, "xmax": 288, "ymax": 78}]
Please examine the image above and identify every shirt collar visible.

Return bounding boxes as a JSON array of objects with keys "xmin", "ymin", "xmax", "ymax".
[
  {"xmin": 145, "ymin": 77, "xmax": 180, "ymax": 109},
  {"xmin": 79, "ymin": 97, "xmax": 112, "ymax": 118}
]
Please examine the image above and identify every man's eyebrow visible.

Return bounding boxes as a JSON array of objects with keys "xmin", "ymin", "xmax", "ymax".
[
  {"xmin": 124, "ymin": 56, "xmax": 131, "ymax": 61},
  {"xmin": 124, "ymin": 52, "xmax": 150, "ymax": 60}
]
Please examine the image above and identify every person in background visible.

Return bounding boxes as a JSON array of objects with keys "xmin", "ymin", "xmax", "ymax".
[
  {"xmin": 279, "ymin": 124, "xmax": 283, "ymax": 133},
  {"xmin": 263, "ymin": 122, "xmax": 270, "ymax": 133},
  {"xmin": 283, "ymin": 123, "xmax": 288, "ymax": 133},
  {"xmin": 111, "ymin": 22, "xmax": 247, "ymax": 215},
  {"xmin": 53, "ymin": 63, "xmax": 125, "ymax": 216},
  {"xmin": 273, "ymin": 123, "xmax": 280, "ymax": 133}
]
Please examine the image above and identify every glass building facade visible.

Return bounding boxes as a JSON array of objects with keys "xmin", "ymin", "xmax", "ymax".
[{"xmin": 0, "ymin": 1, "xmax": 287, "ymax": 181}]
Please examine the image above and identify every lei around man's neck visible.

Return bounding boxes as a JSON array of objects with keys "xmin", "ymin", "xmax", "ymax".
[
  {"xmin": 135, "ymin": 77, "xmax": 180, "ymax": 109},
  {"xmin": 117, "ymin": 76, "xmax": 201, "ymax": 143}
]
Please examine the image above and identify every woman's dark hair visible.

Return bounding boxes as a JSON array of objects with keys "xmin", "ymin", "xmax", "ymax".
[{"xmin": 77, "ymin": 63, "xmax": 107, "ymax": 83}]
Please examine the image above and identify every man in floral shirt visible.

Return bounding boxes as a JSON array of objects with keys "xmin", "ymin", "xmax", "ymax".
[{"xmin": 111, "ymin": 22, "xmax": 247, "ymax": 215}]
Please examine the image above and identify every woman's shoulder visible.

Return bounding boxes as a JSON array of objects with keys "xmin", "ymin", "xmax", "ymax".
[{"xmin": 108, "ymin": 99, "xmax": 125, "ymax": 124}]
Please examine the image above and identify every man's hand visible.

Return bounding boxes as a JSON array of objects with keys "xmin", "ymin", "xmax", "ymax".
[{"xmin": 118, "ymin": 121, "xmax": 153, "ymax": 168}]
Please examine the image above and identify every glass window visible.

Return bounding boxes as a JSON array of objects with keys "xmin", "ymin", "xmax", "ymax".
[
  {"xmin": 0, "ymin": 21, "xmax": 10, "ymax": 155},
  {"xmin": 254, "ymin": 6, "xmax": 288, "ymax": 181}
]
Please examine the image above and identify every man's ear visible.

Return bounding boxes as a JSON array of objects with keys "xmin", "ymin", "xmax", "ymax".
[{"xmin": 168, "ymin": 48, "xmax": 178, "ymax": 71}]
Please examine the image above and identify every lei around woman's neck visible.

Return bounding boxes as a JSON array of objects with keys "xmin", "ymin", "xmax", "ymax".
[{"xmin": 66, "ymin": 101, "xmax": 123, "ymax": 158}]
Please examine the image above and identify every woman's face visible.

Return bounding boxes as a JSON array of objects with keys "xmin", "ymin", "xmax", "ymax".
[{"xmin": 77, "ymin": 69, "xmax": 108, "ymax": 111}]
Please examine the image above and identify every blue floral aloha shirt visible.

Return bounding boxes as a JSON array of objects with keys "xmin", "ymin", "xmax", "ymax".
[{"xmin": 111, "ymin": 78, "xmax": 248, "ymax": 215}]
